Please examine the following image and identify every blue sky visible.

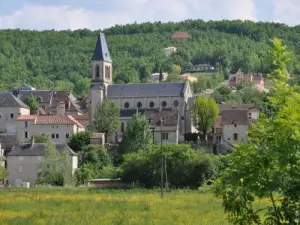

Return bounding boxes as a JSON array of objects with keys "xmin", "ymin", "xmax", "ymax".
[{"xmin": 0, "ymin": 0, "xmax": 298, "ymax": 30}]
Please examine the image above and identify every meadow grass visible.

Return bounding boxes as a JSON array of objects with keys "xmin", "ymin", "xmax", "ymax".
[{"xmin": 0, "ymin": 188, "xmax": 230, "ymax": 225}]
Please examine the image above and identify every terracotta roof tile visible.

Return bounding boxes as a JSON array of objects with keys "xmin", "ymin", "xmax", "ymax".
[
  {"xmin": 17, "ymin": 115, "xmax": 37, "ymax": 121},
  {"xmin": 221, "ymin": 110, "xmax": 249, "ymax": 125}
]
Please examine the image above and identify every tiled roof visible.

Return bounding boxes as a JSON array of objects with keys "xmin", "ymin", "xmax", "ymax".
[
  {"xmin": 17, "ymin": 115, "xmax": 37, "ymax": 121},
  {"xmin": 221, "ymin": 110, "xmax": 249, "ymax": 125},
  {"xmin": 218, "ymin": 104, "xmax": 257, "ymax": 111},
  {"xmin": 0, "ymin": 92, "xmax": 29, "ymax": 108},
  {"xmin": 91, "ymin": 33, "xmax": 112, "ymax": 63},
  {"xmin": 171, "ymin": 31, "xmax": 191, "ymax": 39},
  {"xmin": 252, "ymin": 75, "xmax": 263, "ymax": 81},
  {"xmin": 72, "ymin": 115, "xmax": 89, "ymax": 121},
  {"xmin": 107, "ymin": 82, "xmax": 185, "ymax": 98},
  {"xmin": 7, "ymin": 142, "xmax": 77, "ymax": 156},
  {"xmin": 18, "ymin": 115, "xmax": 84, "ymax": 128},
  {"xmin": 17, "ymin": 90, "xmax": 53, "ymax": 103},
  {"xmin": 0, "ymin": 134, "xmax": 17, "ymax": 150},
  {"xmin": 145, "ymin": 109, "xmax": 179, "ymax": 132}
]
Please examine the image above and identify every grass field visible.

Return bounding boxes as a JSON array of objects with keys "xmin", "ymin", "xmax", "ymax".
[{"xmin": 0, "ymin": 188, "xmax": 229, "ymax": 225}]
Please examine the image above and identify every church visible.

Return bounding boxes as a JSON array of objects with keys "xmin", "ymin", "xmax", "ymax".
[{"xmin": 88, "ymin": 33, "xmax": 194, "ymax": 144}]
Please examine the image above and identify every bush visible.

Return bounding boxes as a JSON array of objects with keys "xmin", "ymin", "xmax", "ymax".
[{"xmin": 121, "ymin": 144, "xmax": 217, "ymax": 189}]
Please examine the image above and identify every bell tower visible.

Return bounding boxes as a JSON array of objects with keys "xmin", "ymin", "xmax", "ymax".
[{"xmin": 88, "ymin": 33, "xmax": 113, "ymax": 129}]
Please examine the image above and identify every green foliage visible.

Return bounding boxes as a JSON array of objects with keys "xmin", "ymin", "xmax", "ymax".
[
  {"xmin": 215, "ymin": 38, "xmax": 300, "ymax": 224},
  {"xmin": 68, "ymin": 131, "xmax": 92, "ymax": 152},
  {"xmin": 119, "ymin": 112, "xmax": 153, "ymax": 154},
  {"xmin": 121, "ymin": 144, "xmax": 217, "ymax": 188},
  {"xmin": 216, "ymin": 85, "xmax": 231, "ymax": 96},
  {"xmin": 33, "ymin": 135, "xmax": 50, "ymax": 143},
  {"xmin": 78, "ymin": 144, "xmax": 111, "ymax": 168},
  {"xmin": 24, "ymin": 94, "xmax": 39, "ymax": 112},
  {"xmin": 191, "ymin": 96, "xmax": 219, "ymax": 138},
  {"xmin": 93, "ymin": 99, "xmax": 120, "ymax": 136},
  {"xmin": 0, "ymin": 166, "xmax": 8, "ymax": 182},
  {"xmin": 36, "ymin": 141, "xmax": 72, "ymax": 186}
]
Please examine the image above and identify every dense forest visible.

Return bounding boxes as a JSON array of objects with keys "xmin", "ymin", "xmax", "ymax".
[{"xmin": 1, "ymin": 19, "xmax": 300, "ymax": 95}]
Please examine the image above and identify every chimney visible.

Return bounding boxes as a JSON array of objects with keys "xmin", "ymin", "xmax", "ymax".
[
  {"xmin": 30, "ymin": 136, "xmax": 35, "ymax": 146},
  {"xmin": 57, "ymin": 101, "xmax": 65, "ymax": 116}
]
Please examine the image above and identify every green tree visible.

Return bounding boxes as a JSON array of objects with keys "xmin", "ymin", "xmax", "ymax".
[
  {"xmin": 159, "ymin": 67, "xmax": 163, "ymax": 83},
  {"xmin": 68, "ymin": 131, "xmax": 92, "ymax": 152},
  {"xmin": 36, "ymin": 141, "xmax": 72, "ymax": 186},
  {"xmin": 119, "ymin": 112, "xmax": 152, "ymax": 154},
  {"xmin": 24, "ymin": 94, "xmax": 39, "ymax": 112},
  {"xmin": 93, "ymin": 99, "xmax": 120, "ymax": 137},
  {"xmin": 0, "ymin": 156, "xmax": 7, "ymax": 182},
  {"xmin": 215, "ymin": 85, "xmax": 231, "ymax": 96},
  {"xmin": 191, "ymin": 96, "xmax": 219, "ymax": 140},
  {"xmin": 78, "ymin": 144, "xmax": 111, "ymax": 168},
  {"xmin": 215, "ymin": 39, "xmax": 300, "ymax": 224},
  {"xmin": 33, "ymin": 135, "xmax": 50, "ymax": 143}
]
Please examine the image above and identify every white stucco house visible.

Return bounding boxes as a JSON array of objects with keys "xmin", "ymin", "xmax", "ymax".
[
  {"xmin": 6, "ymin": 137, "xmax": 78, "ymax": 185},
  {"xmin": 16, "ymin": 101, "xmax": 85, "ymax": 144}
]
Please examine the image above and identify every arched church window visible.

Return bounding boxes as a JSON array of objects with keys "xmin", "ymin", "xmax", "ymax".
[
  {"xmin": 173, "ymin": 100, "xmax": 179, "ymax": 107},
  {"xmin": 137, "ymin": 102, "xmax": 142, "ymax": 108},
  {"xmin": 96, "ymin": 65, "xmax": 100, "ymax": 78},
  {"xmin": 149, "ymin": 101, "xmax": 154, "ymax": 108},
  {"xmin": 105, "ymin": 66, "xmax": 110, "ymax": 79},
  {"xmin": 161, "ymin": 101, "xmax": 167, "ymax": 108},
  {"xmin": 124, "ymin": 102, "xmax": 129, "ymax": 109}
]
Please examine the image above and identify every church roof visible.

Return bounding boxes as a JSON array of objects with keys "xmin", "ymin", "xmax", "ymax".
[
  {"xmin": 107, "ymin": 82, "xmax": 185, "ymax": 98},
  {"xmin": 91, "ymin": 33, "xmax": 112, "ymax": 63}
]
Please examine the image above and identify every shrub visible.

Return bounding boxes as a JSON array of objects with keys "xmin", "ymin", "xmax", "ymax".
[
  {"xmin": 184, "ymin": 132, "xmax": 199, "ymax": 142},
  {"xmin": 121, "ymin": 144, "xmax": 217, "ymax": 189}
]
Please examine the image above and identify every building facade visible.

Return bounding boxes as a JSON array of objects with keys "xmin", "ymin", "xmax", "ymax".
[{"xmin": 88, "ymin": 33, "xmax": 193, "ymax": 143}]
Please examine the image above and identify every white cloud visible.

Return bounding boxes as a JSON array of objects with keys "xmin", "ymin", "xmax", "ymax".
[
  {"xmin": 274, "ymin": 0, "xmax": 300, "ymax": 26},
  {"xmin": 0, "ymin": 1, "xmax": 257, "ymax": 30}
]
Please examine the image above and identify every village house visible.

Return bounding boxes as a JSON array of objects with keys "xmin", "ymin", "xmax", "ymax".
[
  {"xmin": 170, "ymin": 31, "xmax": 191, "ymax": 40},
  {"xmin": 229, "ymin": 71, "xmax": 265, "ymax": 90},
  {"xmin": 150, "ymin": 72, "xmax": 168, "ymax": 82},
  {"xmin": 0, "ymin": 93, "xmax": 30, "ymax": 134},
  {"xmin": 6, "ymin": 137, "xmax": 78, "ymax": 185},
  {"xmin": 192, "ymin": 64, "xmax": 215, "ymax": 72},
  {"xmin": 164, "ymin": 46, "xmax": 177, "ymax": 56},
  {"xmin": 179, "ymin": 73, "xmax": 198, "ymax": 83},
  {"xmin": 13, "ymin": 89, "xmax": 87, "ymax": 115},
  {"xmin": 16, "ymin": 102, "xmax": 85, "ymax": 144}
]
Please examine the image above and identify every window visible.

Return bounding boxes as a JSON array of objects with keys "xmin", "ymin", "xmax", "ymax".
[
  {"xmin": 248, "ymin": 112, "xmax": 252, "ymax": 119},
  {"xmin": 24, "ymin": 131, "xmax": 28, "ymax": 139},
  {"xmin": 105, "ymin": 65, "xmax": 110, "ymax": 79},
  {"xmin": 96, "ymin": 65, "xmax": 100, "ymax": 78},
  {"xmin": 234, "ymin": 122, "xmax": 237, "ymax": 127},
  {"xmin": 137, "ymin": 102, "xmax": 142, "ymax": 108},
  {"xmin": 52, "ymin": 134, "xmax": 55, "ymax": 139},
  {"xmin": 66, "ymin": 133, "xmax": 69, "ymax": 138},
  {"xmin": 24, "ymin": 121, "xmax": 28, "ymax": 128},
  {"xmin": 10, "ymin": 113, "xmax": 14, "ymax": 119},
  {"xmin": 41, "ymin": 105, "xmax": 45, "ymax": 109},
  {"xmin": 173, "ymin": 100, "xmax": 179, "ymax": 107},
  {"xmin": 18, "ymin": 165, "xmax": 23, "ymax": 173},
  {"xmin": 162, "ymin": 132, "xmax": 169, "ymax": 140},
  {"xmin": 18, "ymin": 156, "xmax": 24, "ymax": 161},
  {"xmin": 0, "ymin": 114, "xmax": 2, "ymax": 119},
  {"xmin": 124, "ymin": 102, "xmax": 130, "ymax": 109},
  {"xmin": 56, "ymin": 134, "xmax": 59, "ymax": 139},
  {"xmin": 233, "ymin": 133, "xmax": 238, "ymax": 141},
  {"xmin": 149, "ymin": 101, "xmax": 154, "ymax": 108},
  {"xmin": 161, "ymin": 101, "xmax": 167, "ymax": 108}
]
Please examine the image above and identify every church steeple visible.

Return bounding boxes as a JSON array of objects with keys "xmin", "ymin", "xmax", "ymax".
[{"xmin": 92, "ymin": 33, "xmax": 112, "ymax": 63}]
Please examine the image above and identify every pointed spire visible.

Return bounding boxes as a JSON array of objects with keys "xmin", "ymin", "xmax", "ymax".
[{"xmin": 92, "ymin": 33, "xmax": 112, "ymax": 63}]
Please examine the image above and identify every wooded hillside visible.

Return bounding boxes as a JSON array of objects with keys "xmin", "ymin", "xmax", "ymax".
[{"xmin": 1, "ymin": 19, "xmax": 300, "ymax": 95}]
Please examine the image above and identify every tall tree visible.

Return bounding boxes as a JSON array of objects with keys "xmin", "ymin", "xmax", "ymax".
[
  {"xmin": 94, "ymin": 99, "xmax": 120, "ymax": 137},
  {"xmin": 191, "ymin": 96, "xmax": 219, "ymax": 140},
  {"xmin": 119, "ymin": 112, "xmax": 152, "ymax": 154},
  {"xmin": 215, "ymin": 39, "xmax": 300, "ymax": 224},
  {"xmin": 159, "ymin": 67, "xmax": 163, "ymax": 83},
  {"xmin": 68, "ymin": 131, "xmax": 92, "ymax": 153}
]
